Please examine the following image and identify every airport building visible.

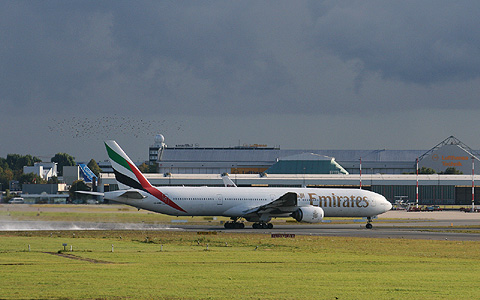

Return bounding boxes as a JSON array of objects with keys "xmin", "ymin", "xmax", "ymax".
[
  {"xmin": 99, "ymin": 136, "xmax": 480, "ymax": 206},
  {"xmin": 148, "ymin": 135, "xmax": 479, "ymax": 176},
  {"xmin": 149, "ymin": 134, "xmax": 421, "ymax": 175},
  {"xmin": 23, "ymin": 162, "xmax": 58, "ymax": 181}
]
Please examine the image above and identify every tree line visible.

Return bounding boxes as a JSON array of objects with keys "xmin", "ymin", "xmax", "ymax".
[
  {"xmin": 406, "ymin": 167, "xmax": 463, "ymax": 175},
  {"xmin": 0, "ymin": 152, "xmax": 102, "ymax": 191}
]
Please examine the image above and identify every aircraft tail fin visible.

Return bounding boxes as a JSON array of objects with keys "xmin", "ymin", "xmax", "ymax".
[
  {"xmin": 104, "ymin": 140, "xmax": 153, "ymax": 191},
  {"xmin": 104, "ymin": 140, "xmax": 187, "ymax": 213},
  {"xmin": 221, "ymin": 173, "xmax": 237, "ymax": 187}
]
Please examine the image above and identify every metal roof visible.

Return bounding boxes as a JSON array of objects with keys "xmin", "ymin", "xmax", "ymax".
[
  {"xmin": 160, "ymin": 148, "xmax": 427, "ymax": 163},
  {"xmin": 161, "ymin": 148, "xmax": 281, "ymax": 163}
]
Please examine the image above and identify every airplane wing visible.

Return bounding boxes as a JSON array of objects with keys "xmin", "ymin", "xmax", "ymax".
[{"xmin": 242, "ymin": 192, "xmax": 298, "ymax": 217}]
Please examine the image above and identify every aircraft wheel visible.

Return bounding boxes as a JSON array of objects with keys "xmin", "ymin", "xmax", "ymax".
[
  {"xmin": 366, "ymin": 223, "xmax": 373, "ymax": 229},
  {"xmin": 252, "ymin": 223, "xmax": 259, "ymax": 229},
  {"xmin": 224, "ymin": 222, "xmax": 231, "ymax": 229},
  {"xmin": 261, "ymin": 223, "xmax": 268, "ymax": 229},
  {"xmin": 267, "ymin": 223, "xmax": 273, "ymax": 229}
]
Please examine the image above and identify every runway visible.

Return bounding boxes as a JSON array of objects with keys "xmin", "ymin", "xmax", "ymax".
[
  {"xmin": 0, "ymin": 205, "xmax": 480, "ymax": 241},
  {"xmin": 179, "ymin": 212, "xmax": 480, "ymax": 241},
  {"xmin": 217, "ymin": 223, "xmax": 480, "ymax": 241},
  {"xmin": 1, "ymin": 209, "xmax": 480, "ymax": 241},
  {"xmin": 214, "ymin": 210, "xmax": 480, "ymax": 241}
]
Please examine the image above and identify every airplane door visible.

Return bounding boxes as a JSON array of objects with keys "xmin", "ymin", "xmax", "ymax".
[{"xmin": 217, "ymin": 194, "xmax": 223, "ymax": 205}]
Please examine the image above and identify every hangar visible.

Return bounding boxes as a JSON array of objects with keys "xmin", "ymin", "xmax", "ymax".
[
  {"xmin": 98, "ymin": 136, "xmax": 480, "ymax": 206},
  {"xmin": 148, "ymin": 135, "xmax": 478, "ymax": 176},
  {"xmin": 418, "ymin": 136, "xmax": 479, "ymax": 175}
]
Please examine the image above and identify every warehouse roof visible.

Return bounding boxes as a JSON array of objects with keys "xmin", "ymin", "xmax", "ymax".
[
  {"xmin": 266, "ymin": 153, "xmax": 349, "ymax": 174},
  {"xmin": 160, "ymin": 148, "xmax": 427, "ymax": 163}
]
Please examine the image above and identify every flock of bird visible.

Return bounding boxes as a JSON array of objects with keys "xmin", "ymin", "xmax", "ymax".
[{"xmin": 48, "ymin": 115, "xmax": 184, "ymax": 140}]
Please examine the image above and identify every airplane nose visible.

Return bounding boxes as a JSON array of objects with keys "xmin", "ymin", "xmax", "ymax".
[
  {"xmin": 377, "ymin": 195, "xmax": 392, "ymax": 212},
  {"xmin": 382, "ymin": 196, "xmax": 392, "ymax": 211},
  {"xmin": 386, "ymin": 199, "xmax": 392, "ymax": 211}
]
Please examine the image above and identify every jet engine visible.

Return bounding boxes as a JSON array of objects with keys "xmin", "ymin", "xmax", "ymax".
[{"xmin": 290, "ymin": 206, "xmax": 324, "ymax": 223}]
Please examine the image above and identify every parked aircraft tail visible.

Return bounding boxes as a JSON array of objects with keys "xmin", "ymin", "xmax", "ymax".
[{"xmin": 221, "ymin": 173, "xmax": 237, "ymax": 187}]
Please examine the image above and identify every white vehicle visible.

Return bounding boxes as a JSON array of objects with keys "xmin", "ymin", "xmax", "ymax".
[
  {"xmin": 82, "ymin": 141, "xmax": 392, "ymax": 229},
  {"xmin": 8, "ymin": 197, "xmax": 24, "ymax": 204}
]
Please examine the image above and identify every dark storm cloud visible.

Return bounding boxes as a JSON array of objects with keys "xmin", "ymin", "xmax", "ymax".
[
  {"xmin": 104, "ymin": 1, "xmax": 297, "ymax": 114},
  {"xmin": 1, "ymin": 0, "xmax": 480, "ymax": 118},
  {"xmin": 0, "ymin": 1, "xmax": 297, "ymax": 115},
  {"xmin": 310, "ymin": 1, "xmax": 480, "ymax": 85},
  {"xmin": 0, "ymin": 1, "xmax": 120, "ymax": 107}
]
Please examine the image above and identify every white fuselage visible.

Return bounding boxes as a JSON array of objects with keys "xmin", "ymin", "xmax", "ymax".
[{"xmin": 105, "ymin": 186, "xmax": 392, "ymax": 218}]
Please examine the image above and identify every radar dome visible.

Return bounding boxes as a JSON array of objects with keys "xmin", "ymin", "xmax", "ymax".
[{"xmin": 154, "ymin": 134, "xmax": 165, "ymax": 144}]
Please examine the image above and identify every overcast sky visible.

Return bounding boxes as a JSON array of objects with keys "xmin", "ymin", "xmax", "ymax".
[{"xmin": 1, "ymin": 1, "xmax": 480, "ymax": 162}]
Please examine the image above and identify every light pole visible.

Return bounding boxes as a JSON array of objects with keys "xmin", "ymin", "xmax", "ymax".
[
  {"xmin": 416, "ymin": 158, "xmax": 419, "ymax": 209},
  {"xmin": 359, "ymin": 157, "xmax": 362, "ymax": 189},
  {"xmin": 472, "ymin": 157, "xmax": 475, "ymax": 212}
]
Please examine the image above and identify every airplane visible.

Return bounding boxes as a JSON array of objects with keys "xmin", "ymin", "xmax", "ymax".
[{"xmin": 82, "ymin": 140, "xmax": 392, "ymax": 229}]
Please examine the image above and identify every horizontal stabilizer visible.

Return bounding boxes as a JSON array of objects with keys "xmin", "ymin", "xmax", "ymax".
[
  {"xmin": 76, "ymin": 191, "xmax": 104, "ymax": 196},
  {"xmin": 76, "ymin": 190, "xmax": 145, "ymax": 200},
  {"xmin": 117, "ymin": 190, "xmax": 146, "ymax": 200}
]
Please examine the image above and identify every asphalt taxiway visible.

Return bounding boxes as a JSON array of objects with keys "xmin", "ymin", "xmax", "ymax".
[
  {"xmin": 215, "ymin": 210, "xmax": 480, "ymax": 241},
  {"xmin": 179, "ymin": 211, "xmax": 480, "ymax": 241}
]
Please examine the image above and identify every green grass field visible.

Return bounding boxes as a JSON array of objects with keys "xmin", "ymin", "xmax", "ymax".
[{"xmin": 1, "ymin": 230, "xmax": 480, "ymax": 299}]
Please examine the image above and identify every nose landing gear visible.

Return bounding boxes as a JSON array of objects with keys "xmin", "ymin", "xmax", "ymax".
[{"xmin": 366, "ymin": 216, "xmax": 373, "ymax": 229}]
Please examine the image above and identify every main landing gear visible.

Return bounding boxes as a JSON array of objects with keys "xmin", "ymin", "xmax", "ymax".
[
  {"xmin": 252, "ymin": 222, "xmax": 273, "ymax": 229},
  {"xmin": 366, "ymin": 216, "xmax": 373, "ymax": 229},
  {"xmin": 223, "ymin": 218, "xmax": 274, "ymax": 229},
  {"xmin": 224, "ymin": 217, "xmax": 245, "ymax": 229},
  {"xmin": 223, "ymin": 221, "xmax": 274, "ymax": 229},
  {"xmin": 224, "ymin": 221, "xmax": 245, "ymax": 229}
]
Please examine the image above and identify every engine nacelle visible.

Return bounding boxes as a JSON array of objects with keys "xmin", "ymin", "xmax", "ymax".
[{"xmin": 291, "ymin": 206, "xmax": 324, "ymax": 223}]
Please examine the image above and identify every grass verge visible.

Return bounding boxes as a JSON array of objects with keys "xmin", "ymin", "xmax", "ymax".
[{"xmin": 1, "ymin": 230, "xmax": 480, "ymax": 299}]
